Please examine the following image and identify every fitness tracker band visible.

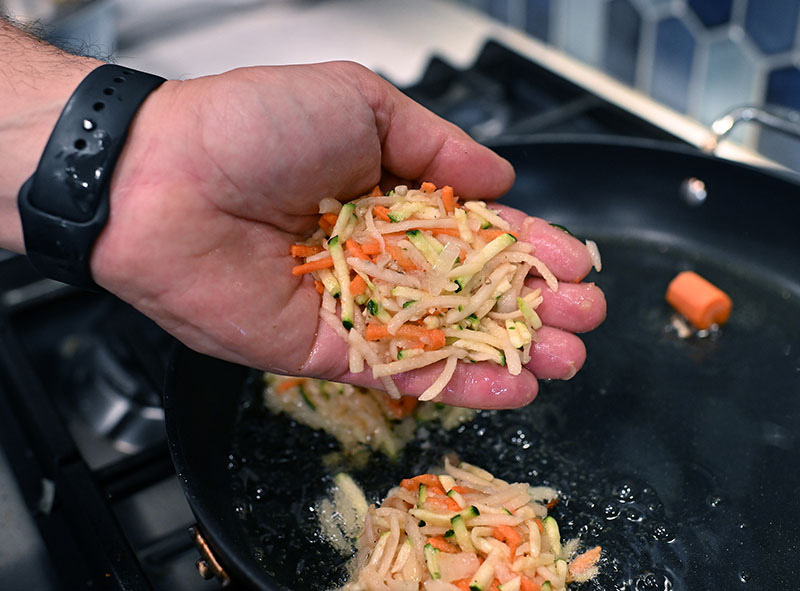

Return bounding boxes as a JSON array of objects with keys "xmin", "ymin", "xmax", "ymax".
[{"xmin": 18, "ymin": 64, "xmax": 166, "ymax": 289}]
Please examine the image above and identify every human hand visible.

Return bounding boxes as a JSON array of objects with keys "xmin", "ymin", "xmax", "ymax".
[{"xmin": 92, "ymin": 61, "xmax": 605, "ymax": 409}]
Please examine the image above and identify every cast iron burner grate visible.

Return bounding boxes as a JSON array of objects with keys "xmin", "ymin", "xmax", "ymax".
[
  {"xmin": 401, "ymin": 41, "xmax": 685, "ymax": 144},
  {"xmin": 0, "ymin": 255, "xmax": 197, "ymax": 590}
]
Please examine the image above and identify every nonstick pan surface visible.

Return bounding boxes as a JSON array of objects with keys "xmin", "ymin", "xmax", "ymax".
[{"xmin": 165, "ymin": 139, "xmax": 800, "ymax": 590}]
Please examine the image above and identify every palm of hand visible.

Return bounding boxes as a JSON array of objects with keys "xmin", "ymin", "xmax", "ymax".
[{"xmin": 92, "ymin": 62, "xmax": 604, "ymax": 409}]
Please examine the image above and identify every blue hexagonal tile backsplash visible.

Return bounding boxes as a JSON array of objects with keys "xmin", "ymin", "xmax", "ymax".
[{"xmin": 462, "ymin": 0, "xmax": 800, "ymax": 170}]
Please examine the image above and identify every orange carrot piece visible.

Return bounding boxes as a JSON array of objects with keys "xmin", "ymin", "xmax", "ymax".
[
  {"xmin": 403, "ymin": 340, "xmax": 427, "ymax": 350},
  {"xmin": 370, "ymin": 185, "xmax": 383, "ymax": 196},
  {"xmin": 292, "ymin": 257, "xmax": 334, "ymax": 275},
  {"xmin": 313, "ymin": 280, "xmax": 325, "ymax": 295},
  {"xmin": 275, "ymin": 377, "xmax": 306, "ymax": 393},
  {"xmin": 441, "ymin": 185, "xmax": 455, "ymax": 214},
  {"xmin": 425, "ymin": 329, "xmax": 446, "ymax": 351},
  {"xmin": 429, "ymin": 227, "xmax": 461, "ymax": 237},
  {"xmin": 385, "ymin": 243, "xmax": 417, "ymax": 271},
  {"xmin": 488, "ymin": 580, "xmax": 501, "ymax": 591},
  {"xmin": 493, "ymin": 524, "xmax": 522, "ymax": 557},
  {"xmin": 426, "ymin": 536, "xmax": 459, "ymax": 553},
  {"xmin": 389, "ymin": 227, "xmax": 459, "ymax": 238},
  {"xmin": 451, "ymin": 485, "xmax": 477, "ymax": 495},
  {"xmin": 320, "ymin": 212, "xmax": 339, "ymax": 226},
  {"xmin": 365, "ymin": 324, "xmax": 391, "ymax": 341},
  {"xmin": 374, "ymin": 205, "xmax": 391, "ymax": 222},
  {"xmin": 403, "ymin": 320, "xmax": 446, "ymax": 348},
  {"xmin": 349, "ymin": 274, "xmax": 367, "ymax": 296},
  {"xmin": 545, "ymin": 498, "xmax": 559, "ymax": 511},
  {"xmin": 569, "ymin": 545, "xmax": 602, "ymax": 575},
  {"xmin": 365, "ymin": 324, "xmax": 446, "ymax": 350},
  {"xmin": 386, "ymin": 395, "xmax": 418, "ymax": 419},
  {"xmin": 453, "ymin": 580, "xmax": 471, "ymax": 591},
  {"xmin": 415, "ymin": 474, "xmax": 444, "ymax": 489},
  {"xmin": 345, "ymin": 239, "xmax": 369, "ymax": 260},
  {"xmin": 400, "ymin": 473, "xmax": 443, "ymax": 492},
  {"xmin": 420, "ymin": 181, "xmax": 436, "ymax": 193},
  {"xmin": 520, "ymin": 576, "xmax": 541, "ymax": 591},
  {"xmin": 478, "ymin": 229, "xmax": 519, "ymax": 241},
  {"xmin": 360, "ymin": 241, "xmax": 382, "ymax": 255},
  {"xmin": 666, "ymin": 270, "xmax": 732, "ymax": 330},
  {"xmin": 290, "ymin": 244, "xmax": 324, "ymax": 258},
  {"xmin": 400, "ymin": 478, "xmax": 416, "ymax": 491},
  {"xmin": 420, "ymin": 329, "xmax": 446, "ymax": 350},
  {"xmin": 318, "ymin": 212, "xmax": 339, "ymax": 234},
  {"xmin": 425, "ymin": 495, "xmax": 460, "ymax": 512}
]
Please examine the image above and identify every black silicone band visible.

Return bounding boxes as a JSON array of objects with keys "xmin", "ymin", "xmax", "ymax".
[{"xmin": 18, "ymin": 64, "xmax": 166, "ymax": 289}]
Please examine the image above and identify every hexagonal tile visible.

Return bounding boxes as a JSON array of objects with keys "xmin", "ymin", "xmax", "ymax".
[
  {"xmin": 525, "ymin": 0, "xmax": 551, "ymax": 41},
  {"xmin": 651, "ymin": 16, "xmax": 696, "ymax": 113},
  {"xmin": 604, "ymin": 0, "xmax": 642, "ymax": 85},
  {"xmin": 699, "ymin": 38, "xmax": 758, "ymax": 117},
  {"xmin": 698, "ymin": 37, "xmax": 758, "ymax": 142},
  {"xmin": 760, "ymin": 66, "xmax": 800, "ymax": 172},
  {"xmin": 688, "ymin": 0, "xmax": 733, "ymax": 28},
  {"xmin": 488, "ymin": 0, "xmax": 512, "ymax": 22},
  {"xmin": 745, "ymin": 0, "xmax": 799, "ymax": 54},
  {"xmin": 562, "ymin": 0, "xmax": 606, "ymax": 67},
  {"xmin": 766, "ymin": 65, "xmax": 800, "ymax": 109}
]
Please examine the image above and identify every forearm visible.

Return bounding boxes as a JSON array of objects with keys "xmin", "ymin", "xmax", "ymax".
[{"xmin": 0, "ymin": 18, "xmax": 100, "ymax": 252}]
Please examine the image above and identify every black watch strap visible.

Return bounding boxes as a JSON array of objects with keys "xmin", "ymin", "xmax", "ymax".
[{"xmin": 18, "ymin": 64, "xmax": 166, "ymax": 289}]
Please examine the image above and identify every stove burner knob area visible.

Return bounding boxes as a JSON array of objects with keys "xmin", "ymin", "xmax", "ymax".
[
  {"xmin": 190, "ymin": 525, "xmax": 231, "ymax": 587},
  {"xmin": 59, "ymin": 301, "xmax": 175, "ymax": 454}
]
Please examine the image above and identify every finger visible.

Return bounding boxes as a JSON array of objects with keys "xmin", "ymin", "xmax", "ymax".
[
  {"xmin": 340, "ymin": 362, "xmax": 539, "ymax": 410},
  {"xmin": 355, "ymin": 66, "xmax": 516, "ymax": 199},
  {"xmin": 525, "ymin": 326, "xmax": 586, "ymax": 380},
  {"xmin": 526, "ymin": 278, "xmax": 606, "ymax": 333},
  {"xmin": 494, "ymin": 205, "xmax": 595, "ymax": 282},
  {"xmin": 300, "ymin": 319, "xmax": 538, "ymax": 409}
]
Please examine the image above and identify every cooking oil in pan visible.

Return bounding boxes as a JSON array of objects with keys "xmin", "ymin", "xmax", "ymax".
[
  {"xmin": 226, "ymin": 235, "xmax": 800, "ymax": 590},
  {"xmin": 228, "ymin": 379, "xmax": 687, "ymax": 591}
]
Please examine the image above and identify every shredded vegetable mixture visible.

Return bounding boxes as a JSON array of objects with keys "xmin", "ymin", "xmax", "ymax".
[
  {"xmin": 343, "ymin": 458, "xmax": 601, "ymax": 591},
  {"xmin": 263, "ymin": 375, "xmax": 475, "ymax": 458},
  {"xmin": 291, "ymin": 183, "xmax": 556, "ymax": 401}
]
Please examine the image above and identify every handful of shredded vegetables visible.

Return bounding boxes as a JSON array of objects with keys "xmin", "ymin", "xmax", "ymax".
[
  {"xmin": 342, "ymin": 458, "xmax": 601, "ymax": 591},
  {"xmin": 291, "ymin": 183, "xmax": 557, "ymax": 401}
]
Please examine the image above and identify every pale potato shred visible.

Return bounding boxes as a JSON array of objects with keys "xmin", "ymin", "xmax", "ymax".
[
  {"xmin": 342, "ymin": 459, "xmax": 601, "ymax": 591},
  {"xmin": 263, "ymin": 374, "xmax": 476, "ymax": 458},
  {"xmin": 291, "ymin": 183, "xmax": 564, "ymax": 401}
]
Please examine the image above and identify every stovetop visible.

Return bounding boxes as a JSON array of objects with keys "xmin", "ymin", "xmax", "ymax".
[
  {"xmin": 401, "ymin": 41, "xmax": 683, "ymax": 144},
  {"xmin": 0, "ymin": 40, "xmax": 690, "ymax": 590},
  {"xmin": 0, "ymin": 255, "xmax": 200, "ymax": 590}
]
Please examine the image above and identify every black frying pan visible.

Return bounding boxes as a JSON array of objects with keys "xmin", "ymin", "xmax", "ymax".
[{"xmin": 165, "ymin": 138, "xmax": 800, "ymax": 590}]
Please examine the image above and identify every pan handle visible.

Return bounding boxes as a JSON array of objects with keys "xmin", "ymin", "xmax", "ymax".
[
  {"xmin": 706, "ymin": 105, "xmax": 800, "ymax": 152},
  {"xmin": 189, "ymin": 524, "xmax": 232, "ymax": 587}
]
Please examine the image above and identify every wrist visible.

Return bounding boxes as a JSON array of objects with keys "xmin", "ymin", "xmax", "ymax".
[
  {"xmin": 17, "ymin": 64, "xmax": 167, "ymax": 288},
  {"xmin": 0, "ymin": 20, "xmax": 101, "ymax": 252},
  {"xmin": 90, "ymin": 78, "xmax": 185, "ymax": 292}
]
